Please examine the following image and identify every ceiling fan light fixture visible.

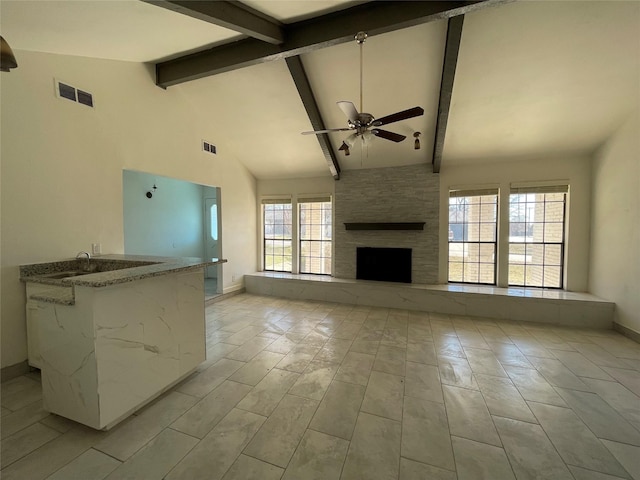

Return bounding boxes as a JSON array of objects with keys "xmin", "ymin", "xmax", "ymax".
[
  {"xmin": 0, "ymin": 36, "xmax": 18, "ymax": 72},
  {"xmin": 339, "ymin": 141, "xmax": 351, "ymax": 156},
  {"xmin": 413, "ymin": 132, "xmax": 421, "ymax": 150}
]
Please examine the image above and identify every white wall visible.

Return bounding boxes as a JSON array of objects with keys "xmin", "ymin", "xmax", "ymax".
[
  {"xmin": 123, "ymin": 170, "xmax": 205, "ymax": 258},
  {"xmin": 439, "ymin": 156, "xmax": 592, "ymax": 291},
  {"xmin": 1, "ymin": 50, "xmax": 257, "ymax": 368},
  {"xmin": 590, "ymin": 111, "xmax": 640, "ymax": 333}
]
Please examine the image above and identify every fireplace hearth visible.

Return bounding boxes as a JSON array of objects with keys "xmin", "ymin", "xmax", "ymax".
[{"xmin": 356, "ymin": 247, "xmax": 412, "ymax": 283}]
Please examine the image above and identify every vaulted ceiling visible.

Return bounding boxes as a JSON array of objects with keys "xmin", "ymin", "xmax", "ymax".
[{"xmin": 1, "ymin": 0, "xmax": 638, "ymax": 179}]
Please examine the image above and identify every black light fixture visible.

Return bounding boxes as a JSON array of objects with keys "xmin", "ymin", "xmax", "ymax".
[
  {"xmin": 413, "ymin": 132, "xmax": 421, "ymax": 150},
  {"xmin": 0, "ymin": 36, "xmax": 18, "ymax": 72},
  {"xmin": 339, "ymin": 141, "xmax": 351, "ymax": 156},
  {"xmin": 146, "ymin": 184, "xmax": 158, "ymax": 198}
]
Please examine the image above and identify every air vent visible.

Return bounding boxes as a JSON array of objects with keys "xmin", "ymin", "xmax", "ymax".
[
  {"xmin": 203, "ymin": 140, "xmax": 217, "ymax": 155},
  {"xmin": 55, "ymin": 79, "xmax": 94, "ymax": 108}
]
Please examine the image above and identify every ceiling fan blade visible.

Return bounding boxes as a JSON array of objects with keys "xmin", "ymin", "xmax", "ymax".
[
  {"xmin": 371, "ymin": 129, "xmax": 406, "ymax": 143},
  {"xmin": 301, "ymin": 128, "xmax": 352, "ymax": 135},
  {"xmin": 372, "ymin": 106, "xmax": 424, "ymax": 126},
  {"xmin": 337, "ymin": 101, "xmax": 359, "ymax": 123}
]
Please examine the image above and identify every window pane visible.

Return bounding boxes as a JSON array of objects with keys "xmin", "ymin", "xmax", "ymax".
[
  {"xmin": 263, "ymin": 203, "xmax": 292, "ymax": 272},
  {"xmin": 299, "ymin": 201, "xmax": 332, "ymax": 275},
  {"xmin": 544, "ymin": 223, "xmax": 564, "ymax": 243},
  {"xmin": 508, "ymin": 191, "xmax": 566, "ymax": 288},
  {"xmin": 544, "ymin": 244, "xmax": 562, "ymax": 266},
  {"xmin": 448, "ymin": 191, "xmax": 498, "ymax": 285}
]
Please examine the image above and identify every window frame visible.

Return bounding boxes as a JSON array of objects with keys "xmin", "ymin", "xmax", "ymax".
[
  {"xmin": 447, "ymin": 189, "xmax": 499, "ymax": 286},
  {"xmin": 262, "ymin": 199, "xmax": 293, "ymax": 273},
  {"xmin": 507, "ymin": 189, "xmax": 567, "ymax": 289},
  {"xmin": 298, "ymin": 199, "xmax": 332, "ymax": 276}
]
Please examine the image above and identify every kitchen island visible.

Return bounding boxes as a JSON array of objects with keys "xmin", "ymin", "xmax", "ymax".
[{"xmin": 20, "ymin": 254, "xmax": 226, "ymax": 430}]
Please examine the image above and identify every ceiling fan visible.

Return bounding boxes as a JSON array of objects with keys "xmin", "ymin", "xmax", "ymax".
[{"xmin": 302, "ymin": 31, "xmax": 424, "ymax": 154}]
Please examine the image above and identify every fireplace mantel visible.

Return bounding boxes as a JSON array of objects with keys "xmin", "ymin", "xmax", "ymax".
[{"xmin": 344, "ymin": 222, "xmax": 425, "ymax": 231}]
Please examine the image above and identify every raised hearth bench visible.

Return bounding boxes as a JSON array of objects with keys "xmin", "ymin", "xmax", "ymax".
[
  {"xmin": 20, "ymin": 254, "xmax": 226, "ymax": 430},
  {"xmin": 246, "ymin": 273, "xmax": 615, "ymax": 329}
]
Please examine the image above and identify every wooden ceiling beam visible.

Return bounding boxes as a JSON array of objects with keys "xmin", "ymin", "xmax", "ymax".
[
  {"xmin": 286, "ymin": 56, "xmax": 341, "ymax": 179},
  {"xmin": 143, "ymin": 1, "xmax": 284, "ymax": 44},
  {"xmin": 432, "ymin": 14, "xmax": 465, "ymax": 173},
  {"xmin": 154, "ymin": 0, "xmax": 506, "ymax": 88}
]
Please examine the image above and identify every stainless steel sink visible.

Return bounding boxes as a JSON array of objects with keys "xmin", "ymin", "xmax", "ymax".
[{"xmin": 44, "ymin": 271, "xmax": 94, "ymax": 279}]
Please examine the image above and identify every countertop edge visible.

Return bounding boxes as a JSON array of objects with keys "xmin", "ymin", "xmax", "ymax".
[{"xmin": 21, "ymin": 256, "xmax": 227, "ymax": 289}]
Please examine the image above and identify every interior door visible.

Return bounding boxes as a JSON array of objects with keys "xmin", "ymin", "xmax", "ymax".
[{"xmin": 204, "ymin": 197, "xmax": 220, "ymax": 280}]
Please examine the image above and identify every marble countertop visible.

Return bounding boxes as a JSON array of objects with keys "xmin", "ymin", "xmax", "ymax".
[{"xmin": 21, "ymin": 254, "xmax": 226, "ymax": 288}]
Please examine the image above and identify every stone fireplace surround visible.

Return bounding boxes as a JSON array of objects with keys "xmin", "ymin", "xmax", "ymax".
[{"xmin": 334, "ymin": 164, "xmax": 439, "ymax": 284}]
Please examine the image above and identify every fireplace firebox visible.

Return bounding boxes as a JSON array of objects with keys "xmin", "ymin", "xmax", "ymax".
[{"xmin": 356, "ymin": 247, "xmax": 412, "ymax": 283}]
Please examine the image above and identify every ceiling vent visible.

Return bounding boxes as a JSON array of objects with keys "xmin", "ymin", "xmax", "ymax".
[
  {"xmin": 55, "ymin": 79, "xmax": 94, "ymax": 108},
  {"xmin": 202, "ymin": 140, "xmax": 216, "ymax": 155}
]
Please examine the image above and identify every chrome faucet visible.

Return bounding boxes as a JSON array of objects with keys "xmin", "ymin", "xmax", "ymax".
[{"xmin": 76, "ymin": 251, "xmax": 91, "ymax": 271}]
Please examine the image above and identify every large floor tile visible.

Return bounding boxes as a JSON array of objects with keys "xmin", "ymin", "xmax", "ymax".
[
  {"xmin": 601, "ymin": 440, "xmax": 640, "ymax": 480},
  {"xmin": 93, "ymin": 391, "xmax": 197, "ymax": 461},
  {"xmin": 177, "ymin": 358, "xmax": 245, "ymax": 397},
  {"xmin": 0, "ymin": 426, "xmax": 105, "ymax": 480},
  {"xmin": 1, "ymin": 422, "xmax": 60, "ymax": 467},
  {"xmin": 309, "ymin": 380, "xmax": 365, "ymax": 440},
  {"xmin": 464, "ymin": 347, "xmax": 508, "ymax": 377},
  {"xmin": 550, "ymin": 350, "xmax": 614, "ymax": 380},
  {"xmin": 0, "ymin": 377, "xmax": 43, "ymax": 411},
  {"xmin": 404, "ymin": 361, "xmax": 443, "ymax": 403},
  {"xmin": 360, "ymin": 370, "xmax": 405, "ymax": 421},
  {"xmin": 221, "ymin": 454, "xmax": 284, "ymax": 480},
  {"xmin": 1, "ymin": 400, "xmax": 50, "ymax": 440},
  {"xmin": 504, "ymin": 365, "xmax": 567, "ymax": 406},
  {"xmin": 104, "ymin": 428, "xmax": 197, "ymax": 480},
  {"xmin": 224, "ymin": 337, "xmax": 274, "ymax": 362},
  {"xmin": 529, "ymin": 402, "xmax": 630, "ymax": 478},
  {"xmin": 236, "ymin": 368, "xmax": 300, "ymax": 416},
  {"xmin": 288, "ymin": 360, "xmax": 339, "ymax": 401},
  {"xmin": 451, "ymin": 436, "xmax": 515, "ymax": 480},
  {"xmin": 341, "ymin": 412, "xmax": 401, "ymax": 480},
  {"xmin": 582, "ymin": 377, "xmax": 640, "ymax": 431},
  {"xmin": 373, "ymin": 345, "xmax": 407, "ymax": 376},
  {"xmin": 476, "ymin": 374, "xmax": 536, "ymax": 423},
  {"xmin": 399, "ymin": 458, "xmax": 455, "ymax": 480},
  {"xmin": 493, "ymin": 416, "xmax": 574, "ymax": 480},
  {"xmin": 282, "ymin": 429, "xmax": 348, "ymax": 480},
  {"xmin": 601, "ymin": 367, "xmax": 640, "ymax": 397},
  {"xmin": 171, "ymin": 380, "xmax": 252, "ymax": 438},
  {"xmin": 489, "ymin": 342, "xmax": 533, "ymax": 368},
  {"xmin": 526, "ymin": 356, "xmax": 590, "ymax": 391},
  {"xmin": 568, "ymin": 465, "xmax": 630, "ymax": 480},
  {"xmin": 228, "ymin": 350, "xmax": 285, "ymax": 386},
  {"xmin": 334, "ymin": 351, "xmax": 375, "ymax": 386},
  {"xmin": 46, "ymin": 448, "xmax": 121, "ymax": 480},
  {"xmin": 401, "ymin": 396, "xmax": 455, "ymax": 471},
  {"xmin": 438, "ymin": 355, "xmax": 479, "ymax": 390},
  {"xmin": 555, "ymin": 388, "xmax": 640, "ymax": 446},
  {"xmin": 243, "ymin": 394, "xmax": 318, "ymax": 468},
  {"xmin": 443, "ymin": 385, "xmax": 501, "ymax": 447},
  {"xmin": 406, "ymin": 341, "xmax": 437, "ymax": 365},
  {"xmin": 165, "ymin": 408, "xmax": 266, "ymax": 480}
]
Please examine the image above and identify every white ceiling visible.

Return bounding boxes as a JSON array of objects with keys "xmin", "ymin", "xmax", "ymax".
[{"xmin": 1, "ymin": 0, "xmax": 639, "ymax": 178}]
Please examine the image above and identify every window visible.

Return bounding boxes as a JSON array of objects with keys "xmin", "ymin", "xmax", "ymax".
[
  {"xmin": 263, "ymin": 200, "xmax": 292, "ymax": 272},
  {"xmin": 299, "ymin": 199, "xmax": 332, "ymax": 275},
  {"xmin": 508, "ymin": 186, "xmax": 567, "ymax": 288},
  {"xmin": 448, "ymin": 189, "xmax": 498, "ymax": 284}
]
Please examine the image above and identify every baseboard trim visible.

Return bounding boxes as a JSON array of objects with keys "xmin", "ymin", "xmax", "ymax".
[
  {"xmin": 205, "ymin": 287, "xmax": 246, "ymax": 306},
  {"xmin": 613, "ymin": 322, "xmax": 640, "ymax": 344},
  {"xmin": 1, "ymin": 360, "xmax": 30, "ymax": 383}
]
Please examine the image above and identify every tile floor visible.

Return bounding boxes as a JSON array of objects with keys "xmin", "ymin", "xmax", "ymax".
[{"xmin": 2, "ymin": 293, "xmax": 640, "ymax": 480}]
